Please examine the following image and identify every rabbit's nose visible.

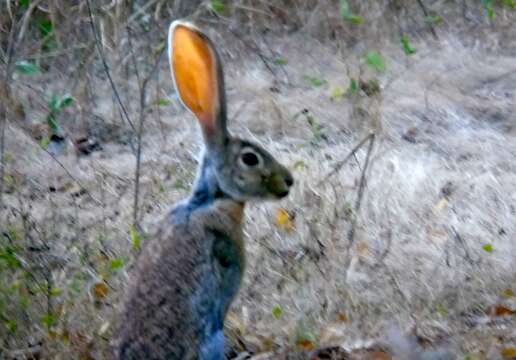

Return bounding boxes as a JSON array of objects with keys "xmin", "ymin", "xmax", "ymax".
[
  {"xmin": 276, "ymin": 173, "xmax": 294, "ymax": 198},
  {"xmin": 284, "ymin": 174, "xmax": 294, "ymax": 187}
]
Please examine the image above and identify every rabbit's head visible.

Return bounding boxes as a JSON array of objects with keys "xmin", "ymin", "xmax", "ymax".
[{"xmin": 169, "ymin": 21, "xmax": 293, "ymax": 201}]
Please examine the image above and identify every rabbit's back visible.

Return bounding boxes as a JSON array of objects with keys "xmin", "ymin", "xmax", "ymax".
[{"xmin": 115, "ymin": 200, "xmax": 245, "ymax": 359}]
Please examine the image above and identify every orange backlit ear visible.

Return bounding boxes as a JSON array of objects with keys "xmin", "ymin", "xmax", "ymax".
[{"xmin": 169, "ymin": 22, "xmax": 220, "ymax": 135}]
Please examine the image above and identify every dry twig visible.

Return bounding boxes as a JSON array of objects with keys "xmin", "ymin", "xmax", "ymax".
[
  {"xmin": 85, "ymin": 0, "xmax": 136, "ymax": 144},
  {"xmin": 319, "ymin": 132, "xmax": 375, "ymax": 185}
]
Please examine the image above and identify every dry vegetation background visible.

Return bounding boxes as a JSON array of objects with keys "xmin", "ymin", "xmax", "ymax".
[{"xmin": 1, "ymin": 0, "xmax": 516, "ymax": 359}]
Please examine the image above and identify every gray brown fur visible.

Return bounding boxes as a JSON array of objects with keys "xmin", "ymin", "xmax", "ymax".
[{"xmin": 115, "ymin": 201, "xmax": 245, "ymax": 359}]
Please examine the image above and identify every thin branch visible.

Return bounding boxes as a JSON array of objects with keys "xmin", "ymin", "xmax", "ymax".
[
  {"xmin": 227, "ymin": 27, "xmax": 281, "ymax": 82},
  {"xmin": 0, "ymin": 106, "xmax": 6, "ymax": 209},
  {"xmin": 416, "ymin": 0, "xmax": 439, "ymax": 40},
  {"xmin": 261, "ymin": 32, "xmax": 290, "ymax": 83},
  {"xmin": 342, "ymin": 134, "xmax": 375, "ymax": 283},
  {"xmin": 0, "ymin": 5, "xmax": 19, "ymax": 209},
  {"xmin": 319, "ymin": 132, "xmax": 374, "ymax": 185},
  {"xmin": 451, "ymin": 226, "xmax": 477, "ymax": 265},
  {"xmin": 128, "ymin": 27, "xmax": 165, "ymax": 228},
  {"xmin": 84, "ymin": 0, "xmax": 136, "ymax": 137},
  {"xmin": 16, "ymin": 0, "xmax": 44, "ymax": 46},
  {"xmin": 346, "ymin": 133, "xmax": 375, "ymax": 249}
]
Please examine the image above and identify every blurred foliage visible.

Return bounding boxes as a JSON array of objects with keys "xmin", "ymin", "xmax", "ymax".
[
  {"xmin": 339, "ymin": 0, "xmax": 364, "ymax": 24},
  {"xmin": 364, "ymin": 51, "xmax": 386, "ymax": 72},
  {"xmin": 400, "ymin": 35, "xmax": 416, "ymax": 55},
  {"xmin": 15, "ymin": 60, "xmax": 40, "ymax": 75}
]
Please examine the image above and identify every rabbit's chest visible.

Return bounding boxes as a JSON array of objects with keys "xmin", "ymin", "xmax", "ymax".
[
  {"xmin": 189, "ymin": 229, "xmax": 243, "ymax": 335},
  {"xmin": 209, "ymin": 228, "xmax": 244, "ymax": 302}
]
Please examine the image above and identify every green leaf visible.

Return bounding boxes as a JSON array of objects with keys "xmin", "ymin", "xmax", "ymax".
[
  {"xmin": 340, "ymin": 0, "xmax": 364, "ymax": 24},
  {"xmin": 425, "ymin": 15, "xmax": 443, "ymax": 24},
  {"xmin": 40, "ymin": 137, "xmax": 50, "ymax": 148},
  {"xmin": 365, "ymin": 51, "xmax": 386, "ymax": 72},
  {"xmin": 304, "ymin": 75, "xmax": 327, "ymax": 87},
  {"xmin": 210, "ymin": 0, "xmax": 226, "ymax": 13},
  {"xmin": 50, "ymin": 287, "xmax": 62, "ymax": 297},
  {"xmin": 273, "ymin": 57, "xmax": 288, "ymax": 65},
  {"xmin": 272, "ymin": 304, "xmax": 283, "ymax": 319},
  {"xmin": 4, "ymin": 319, "xmax": 17, "ymax": 333},
  {"xmin": 109, "ymin": 257, "xmax": 125, "ymax": 271},
  {"xmin": 49, "ymin": 94, "xmax": 74, "ymax": 112},
  {"xmin": 41, "ymin": 313, "xmax": 57, "ymax": 328},
  {"xmin": 330, "ymin": 85, "xmax": 345, "ymax": 100},
  {"xmin": 38, "ymin": 19, "xmax": 53, "ymax": 37},
  {"xmin": 436, "ymin": 303, "xmax": 449, "ymax": 316},
  {"xmin": 48, "ymin": 95, "xmax": 59, "ymax": 111},
  {"xmin": 20, "ymin": 295, "xmax": 29, "ymax": 309},
  {"xmin": 6, "ymin": 225, "xmax": 19, "ymax": 241},
  {"xmin": 482, "ymin": 0, "xmax": 495, "ymax": 18},
  {"xmin": 348, "ymin": 78, "xmax": 359, "ymax": 95},
  {"xmin": 130, "ymin": 226, "xmax": 142, "ymax": 251},
  {"xmin": 69, "ymin": 272, "xmax": 87, "ymax": 295},
  {"xmin": 400, "ymin": 35, "xmax": 416, "ymax": 55},
  {"xmin": 57, "ymin": 94, "xmax": 74, "ymax": 109},
  {"xmin": 154, "ymin": 40, "xmax": 166, "ymax": 54},
  {"xmin": 305, "ymin": 114, "xmax": 327, "ymax": 144},
  {"xmin": 340, "ymin": 0, "xmax": 351, "ymax": 17},
  {"xmin": 0, "ymin": 247, "xmax": 22, "ymax": 268},
  {"xmin": 346, "ymin": 14, "xmax": 364, "ymax": 24},
  {"xmin": 503, "ymin": 0, "xmax": 516, "ymax": 8},
  {"xmin": 15, "ymin": 60, "xmax": 40, "ymax": 75},
  {"xmin": 482, "ymin": 244, "xmax": 494, "ymax": 252},
  {"xmin": 155, "ymin": 98, "xmax": 172, "ymax": 107},
  {"xmin": 47, "ymin": 113, "xmax": 59, "ymax": 134},
  {"xmin": 20, "ymin": 0, "xmax": 30, "ymax": 8}
]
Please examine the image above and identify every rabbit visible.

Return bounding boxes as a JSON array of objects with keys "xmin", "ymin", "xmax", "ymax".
[{"xmin": 114, "ymin": 20, "xmax": 294, "ymax": 360}]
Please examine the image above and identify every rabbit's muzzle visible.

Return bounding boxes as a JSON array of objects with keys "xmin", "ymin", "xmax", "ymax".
[{"xmin": 266, "ymin": 169, "xmax": 294, "ymax": 199}]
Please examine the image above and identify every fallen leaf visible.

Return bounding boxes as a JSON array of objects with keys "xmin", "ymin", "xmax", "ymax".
[
  {"xmin": 260, "ymin": 336, "xmax": 275, "ymax": 351},
  {"xmin": 501, "ymin": 347, "xmax": 516, "ymax": 359},
  {"xmin": 492, "ymin": 305, "xmax": 516, "ymax": 316},
  {"xmin": 99, "ymin": 321, "xmax": 110, "ymax": 335},
  {"xmin": 337, "ymin": 312, "xmax": 348, "ymax": 322},
  {"xmin": 356, "ymin": 241, "xmax": 370, "ymax": 257},
  {"xmin": 330, "ymin": 85, "xmax": 345, "ymax": 101},
  {"xmin": 92, "ymin": 282, "xmax": 109, "ymax": 300},
  {"xmin": 275, "ymin": 208, "xmax": 295, "ymax": 232},
  {"xmin": 297, "ymin": 338, "xmax": 316, "ymax": 351},
  {"xmin": 432, "ymin": 198, "xmax": 448, "ymax": 215}
]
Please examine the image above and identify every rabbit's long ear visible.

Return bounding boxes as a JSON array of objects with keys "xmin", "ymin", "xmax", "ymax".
[{"xmin": 169, "ymin": 21, "xmax": 228, "ymax": 147}]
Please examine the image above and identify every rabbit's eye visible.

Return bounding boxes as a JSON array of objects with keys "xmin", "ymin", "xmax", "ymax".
[
  {"xmin": 239, "ymin": 149, "xmax": 262, "ymax": 168},
  {"xmin": 242, "ymin": 152, "xmax": 259, "ymax": 166}
]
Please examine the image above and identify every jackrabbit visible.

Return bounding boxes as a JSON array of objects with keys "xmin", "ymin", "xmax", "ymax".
[{"xmin": 114, "ymin": 21, "xmax": 293, "ymax": 360}]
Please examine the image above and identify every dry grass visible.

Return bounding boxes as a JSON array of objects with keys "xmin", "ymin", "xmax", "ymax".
[{"xmin": 1, "ymin": 1, "xmax": 516, "ymax": 359}]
